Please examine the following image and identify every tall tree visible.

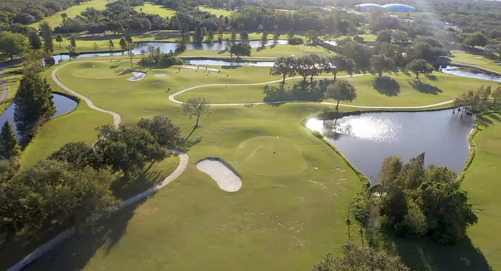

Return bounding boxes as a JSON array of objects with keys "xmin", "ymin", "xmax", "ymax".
[
  {"xmin": 119, "ymin": 37, "xmax": 127, "ymax": 54},
  {"xmin": 137, "ymin": 115, "xmax": 181, "ymax": 148},
  {"xmin": 240, "ymin": 32, "xmax": 249, "ymax": 45},
  {"xmin": 109, "ymin": 39, "xmax": 114, "ymax": 57},
  {"xmin": 406, "ymin": 59, "xmax": 434, "ymax": 82},
  {"xmin": 39, "ymin": 21, "xmax": 54, "ymax": 54},
  {"xmin": 273, "ymin": 25, "xmax": 280, "ymax": 45},
  {"xmin": 193, "ymin": 26, "xmax": 204, "ymax": 44},
  {"xmin": 231, "ymin": 30, "xmax": 237, "ymax": 43},
  {"xmin": 325, "ymin": 79, "xmax": 357, "ymax": 111},
  {"xmin": 0, "ymin": 121, "xmax": 19, "ymax": 159},
  {"xmin": 229, "ymin": 43, "xmax": 251, "ymax": 58},
  {"xmin": 270, "ymin": 56, "xmax": 297, "ymax": 87},
  {"xmin": 0, "ymin": 31, "xmax": 30, "ymax": 60},
  {"xmin": 287, "ymin": 28, "xmax": 295, "ymax": 40},
  {"xmin": 314, "ymin": 242, "xmax": 409, "ymax": 271},
  {"xmin": 206, "ymin": 29, "xmax": 214, "ymax": 43},
  {"xmin": 182, "ymin": 97, "xmax": 210, "ymax": 139},
  {"xmin": 325, "ymin": 55, "xmax": 355, "ymax": 81},
  {"xmin": 56, "ymin": 35, "xmax": 63, "ymax": 48},
  {"xmin": 125, "ymin": 33, "xmax": 134, "ymax": 66},
  {"xmin": 27, "ymin": 31, "xmax": 42, "ymax": 50},
  {"xmin": 261, "ymin": 31, "xmax": 268, "ymax": 48},
  {"xmin": 492, "ymin": 86, "xmax": 501, "ymax": 104},
  {"xmin": 14, "ymin": 72, "xmax": 56, "ymax": 138},
  {"xmin": 371, "ymin": 55, "xmax": 395, "ymax": 77}
]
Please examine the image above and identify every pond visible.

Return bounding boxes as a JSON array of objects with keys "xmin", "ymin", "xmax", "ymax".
[
  {"xmin": 0, "ymin": 93, "xmax": 78, "ymax": 138},
  {"xmin": 306, "ymin": 109, "xmax": 475, "ymax": 183},
  {"xmin": 440, "ymin": 65, "xmax": 501, "ymax": 83},
  {"xmin": 184, "ymin": 59, "xmax": 275, "ymax": 67},
  {"xmin": 53, "ymin": 40, "xmax": 290, "ymax": 63}
]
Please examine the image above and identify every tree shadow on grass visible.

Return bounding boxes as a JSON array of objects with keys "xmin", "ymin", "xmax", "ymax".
[
  {"xmin": 476, "ymin": 111, "xmax": 501, "ymax": 129},
  {"xmin": 408, "ymin": 80, "xmax": 442, "ymax": 94},
  {"xmin": 23, "ymin": 200, "xmax": 144, "ymax": 271},
  {"xmin": 425, "ymin": 74, "xmax": 438, "ymax": 81},
  {"xmin": 217, "ymin": 49, "xmax": 228, "ymax": 54},
  {"xmin": 382, "ymin": 232, "xmax": 492, "ymax": 271},
  {"xmin": 263, "ymin": 81, "xmax": 327, "ymax": 105},
  {"xmin": 373, "ymin": 76, "xmax": 400, "ymax": 96},
  {"xmin": 256, "ymin": 46, "xmax": 266, "ymax": 52}
]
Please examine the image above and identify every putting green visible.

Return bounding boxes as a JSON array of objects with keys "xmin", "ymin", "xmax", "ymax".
[{"xmin": 234, "ymin": 136, "xmax": 308, "ymax": 176}]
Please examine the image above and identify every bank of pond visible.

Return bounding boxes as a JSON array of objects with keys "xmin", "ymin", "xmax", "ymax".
[
  {"xmin": 307, "ymin": 109, "xmax": 475, "ymax": 184},
  {"xmin": 52, "ymin": 40, "xmax": 289, "ymax": 63},
  {"xmin": 0, "ymin": 93, "xmax": 78, "ymax": 138}
]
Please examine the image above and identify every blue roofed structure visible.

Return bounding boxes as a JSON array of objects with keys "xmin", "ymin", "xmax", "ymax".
[{"xmin": 355, "ymin": 3, "xmax": 417, "ymax": 12}]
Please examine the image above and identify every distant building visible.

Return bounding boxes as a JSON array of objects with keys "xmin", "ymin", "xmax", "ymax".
[
  {"xmin": 382, "ymin": 4, "xmax": 417, "ymax": 12},
  {"xmin": 354, "ymin": 3, "xmax": 416, "ymax": 12}
]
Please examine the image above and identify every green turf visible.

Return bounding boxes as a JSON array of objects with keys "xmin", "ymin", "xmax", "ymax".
[
  {"xmin": 29, "ymin": 0, "xmax": 109, "ymax": 28},
  {"xmin": 177, "ymin": 71, "xmax": 494, "ymax": 106},
  {"xmin": 134, "ymin": 3, "xmax": 176, "ymax": 17},
  {"xmin": 6, "ymin": 60, "xmax": 364, "ymax": 271},
  {"xmin": 0, "ymin": 64, "xmax": 23, "ymax": 113},
  {"xmin": 6, "ymin": 57, "xmax": 501, "ymax": 271},
  {"xmin": 199, "ymin": 6, "xmax": 232, "ymax": 17},
  {"xmin": 462, "ymin": 111, "xmax": 501, "ymax": 270},
  {"xmin": 449, "ymin": 50, "xmax": 501, "ymax": 74},
  {"xmin": 233, "ymin": 136, "xmax": 308, "ymax": 176}
]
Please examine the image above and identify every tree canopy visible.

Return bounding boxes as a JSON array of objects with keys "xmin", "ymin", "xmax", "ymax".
[
  {"xmin": 325, "ymin": 79, "xmax": 357, "ymax": 111},
  {"xmin": 0, "ymin": 31, "xmax": 30, "ymax": 60}
]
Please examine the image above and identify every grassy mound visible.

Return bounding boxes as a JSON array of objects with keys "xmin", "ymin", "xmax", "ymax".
[{"xmin": 234, "ymin": 136, "xmax": 308, "ymax": 176}]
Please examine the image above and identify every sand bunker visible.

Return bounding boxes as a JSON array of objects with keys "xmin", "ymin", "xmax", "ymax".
[
  {"xmin": 196, "ymin": 158, "xmax": 242, "ymax": 192},
  {"xmin": 127, "ymin": 71, "xmax": 146, "ymax": 81},
  {"xmin": 154, "ymin": 73, "xmax": 170, "ymax": 78}
]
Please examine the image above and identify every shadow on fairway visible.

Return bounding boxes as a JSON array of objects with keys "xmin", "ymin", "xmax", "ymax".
[
  {"xmin": 408, "ymin": 80, "xmax": 442, "ymax": 94},
  {"xmin": 19, "ymin": 163, "xmax": 179, "ymax": 270},
  {"xmin": 373, "ymin": 76, "xmax": 400, "ymax": 96},
  {"xmin": 383, "ymin": 232, "xmax": 492, "ymax": 271},
  {"xmin": 23, "ymin": 201, "xmax": 143, "ymax": 271}
]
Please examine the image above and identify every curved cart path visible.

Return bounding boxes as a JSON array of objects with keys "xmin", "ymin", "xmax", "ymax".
[
  {"xmin": 169, "ymin": 74, "xmax": 455, "ymax": 109},
  {"xmin": 52, "ymin": 62, "xmax": 122, "ymax": 127},
  {"xmin": 9, "ymin": 62, "xmax": 190, "ymax": 271}
]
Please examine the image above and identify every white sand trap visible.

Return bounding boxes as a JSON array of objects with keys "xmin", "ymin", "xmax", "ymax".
[
  {"xmin": 154, "ymin": 73, "xmax": 170, "ymax": 78},
  {"xmin": 196, "ymin": 158, "xmax": 242, "ymax": 192},
  {"xmin": 127, "ymin": 71, "xmax": 146, "ymax": 81}
]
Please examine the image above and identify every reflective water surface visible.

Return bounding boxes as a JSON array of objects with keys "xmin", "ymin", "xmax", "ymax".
[
  {"xmin": 440, "ymin": 65, "xmax": 501, "ymax": 83},
  {"xmin": 307, "ymin": 109, "xmax": 475, "ymax": 183},
  {"xmin": 0, "ymin": 94, "xmax": 78, "ymax": 138}
]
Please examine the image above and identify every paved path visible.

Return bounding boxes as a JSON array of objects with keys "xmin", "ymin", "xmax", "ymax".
[
  {"xmin": 52, "ymin": 62, "xmax": 122, "ymax": 127},
  {"xmin": 9, "ymin": 61, "xmax": 190, "ymax": 271}
]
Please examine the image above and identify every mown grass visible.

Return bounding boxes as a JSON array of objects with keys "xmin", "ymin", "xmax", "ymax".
[
  {"xmin": 7, "ymin": 58, "xmax": 501, "ymax": 271},
  {"xmin": 29, "ymin": 0, "xmax": 109, "ymax": 28},
  {"xmin": 177, "ymin": 71, "xmax": 494, "ymax": 106},
  {"xmin": 133, "ymin": 3, "xmax": 176, "ymax": 18},
  {"xmin": 15, "ymin": 60, "xmax": 363, "ymax": 271},
  {"xmin": 199, "ymin": 6, "xmax": 232, "ymax": 17},
  {"xmin": 449, "ymin": 50, "xmax": 501, "ymax": 74},
  {"xmin": 462, "ymin": 111, "xmax": 501, "ymax": 270},
  {"xmin": 0, "ymin": 64, "xmax": 23, "ymax": 113}
]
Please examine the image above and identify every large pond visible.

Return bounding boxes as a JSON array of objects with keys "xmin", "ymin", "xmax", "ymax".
[
  {"xmin": 53, "ymin": 40, "xmax": 289, "ymax": 63},
  {"xmin": 0, "ymin": 93, "xmax": 78, "ymax": 138},
  {"xmin": 440, "ymin": 65, "xmax": 501, "ymax": 83},
  {"xmin": 306, "ymin": 109, "xmax": 475, "ymax": 183},
  {"xmin": 184, "ymin": 59, "xmax": 275, "ymax": 67}
]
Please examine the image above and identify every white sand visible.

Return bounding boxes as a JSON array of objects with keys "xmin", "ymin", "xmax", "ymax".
[
  {"xmin": 196, "ymin": 158, "xmax": 242, "ymax": 192},
  {"xmin": 127, "ymin": 71, "xmax": 146, "ymax": 81},
  {"xmin": 154, "ymin": 73, "xmax": 170, "ymax": 78}
]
